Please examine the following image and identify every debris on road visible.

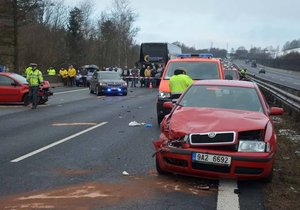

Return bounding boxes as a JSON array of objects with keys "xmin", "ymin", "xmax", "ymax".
[
  {"xmin": 145, "ymin": 123, "xmax": 153, "ymax": 128},
  {"xmin": 282, "ymin": 156, "xmax": 290, "ymax": 160},
  {"xmin": 122, "ymin": 171, "xmax": 129, "ymax": 176},
  {"xmin": 129, "ymin": 121, "xmax": 141, "ymax": 126}
]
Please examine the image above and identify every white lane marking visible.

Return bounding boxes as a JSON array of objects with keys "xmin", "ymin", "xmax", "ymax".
[
  {"xmin": 54, "ymin": 89, "xmax": 88, "ymax": 95},
  {"xmin": 10, "ymin": 122, "xmax": 107, "ymax": 163},
  {"xmin": 217, "ymin": 180, "xmax": 240, "ymax": 210}
]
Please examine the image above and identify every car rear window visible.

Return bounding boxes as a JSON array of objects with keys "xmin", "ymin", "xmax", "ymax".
[
  {"xmin": 179, "ymin": 85, "xmax": 264, "ymax": 113},
  {"xmin": 164, "ymin": 61, "xmax": 220, "ymax": 80}
]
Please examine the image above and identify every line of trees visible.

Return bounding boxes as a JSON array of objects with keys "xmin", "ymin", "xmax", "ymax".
[
  {"xmin": 282, "ymin": 39, "xmax": 300, "ymax": 51},
  {"xmin": 0, "ymin": 0, "xmax": 140, "ymax": 73}
]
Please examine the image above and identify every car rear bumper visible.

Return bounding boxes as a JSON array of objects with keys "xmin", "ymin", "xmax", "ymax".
[{"xmin": 154, "ymin": 142, "xmax": 274, "ymax": 180}]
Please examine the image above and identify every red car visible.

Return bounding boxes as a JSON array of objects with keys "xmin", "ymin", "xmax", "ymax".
[
  {"xmin": 154, "ymin": 80, "xmax": 283, "ymax": 181},
  {"xmin": 0, "ymin": 72, "xmax": 52, "ymax": 105}
]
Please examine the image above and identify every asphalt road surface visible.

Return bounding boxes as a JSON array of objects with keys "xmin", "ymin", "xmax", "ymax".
[
  {"xmin": 0, "ymin": 86, "xmax": 265, "ymax": 210},
  {"xmin": 235, "ymin": 60, "xmax": 300, "ymax": 90}
]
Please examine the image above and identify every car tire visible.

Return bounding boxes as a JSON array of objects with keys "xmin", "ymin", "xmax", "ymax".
[
  {"xmin": 156, "ymin": 155, "xmax": 169, "ymax": 175},
  {"xmin": 123, "ymin": 92, "xmax": 127, "ymax": 96},
  {"xmin": 96, "ymin": 86, "xmax": 101, "ymax": 96},
  {"xmin": 89, "ymin": 85, "xmax": 94, "ymax": 94},
  {"xmin": 23, "ymin": 94, "xmax": 30, "ymax": 106},
  {"xmin": 157, "ymin": 114, "xmax": 164, "ymax": 125}
]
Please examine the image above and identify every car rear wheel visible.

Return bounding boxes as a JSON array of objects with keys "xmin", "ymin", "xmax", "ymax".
[
  {"xmin": 156, "ymin": 155, "xmax": 169, "ymax": 175},
  {"xmin": 123, "ymin": 92, "xmax": 127, "ymax": 96}
]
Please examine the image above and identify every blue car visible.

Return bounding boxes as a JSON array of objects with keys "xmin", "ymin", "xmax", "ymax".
[{"xmin": 89, "ymin": 71, "xmax": 127, "ymax": 96}]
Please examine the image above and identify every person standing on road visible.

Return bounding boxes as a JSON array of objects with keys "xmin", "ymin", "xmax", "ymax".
[
  {"xmin": 59, "ymin": 67, "xmax": 68, "ymax": 86},
  {"xmin": 122, "ymin": 66, "xmax": 130, "ymax": 86},
  {"xmin": 26, "ymin": 63, "xmax": 43, "ymax": 109},
  {"xmin": 67, "ymin": 65, "xmax": 76, "ymax": 87},
  {"xmin": 130, "ymin": 66, "xmax": 139, "ymax": 87},
  {"xmin": 24, "ymin": 63, "xmax": 34, "ymax": 77},
  {"xmin": 47, "ymin": 67, "xmax": 56, "ymax": 76},
  {"xmin": 139, "ymin": 65, "xmax": 146, "ymax": 87},
  {"xmin": 169, "ymin": 68, "xmax": 193, "ymax": 97},
  {"xmin": 144, "ymin": 66, "xmax": 152, "ymax": 87},
  {"xmin": 79, "ymin": 67, "xmax": 88, "ymax": 87}
]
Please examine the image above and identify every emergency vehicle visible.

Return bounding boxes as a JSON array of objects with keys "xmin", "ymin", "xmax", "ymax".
[{"xmin": 156, "ymin": 54, "xmax": 225, "ymax": 124}]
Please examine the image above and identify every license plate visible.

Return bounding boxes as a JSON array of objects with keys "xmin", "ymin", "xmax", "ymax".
[{"xmin": 192, "ymin": 153, "xmax": 231, "ymax": 166}]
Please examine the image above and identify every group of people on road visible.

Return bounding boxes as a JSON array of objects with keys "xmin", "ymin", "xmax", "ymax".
[{"xmin": 58, "ymin": 65, "xmax": 77, "ymax": 87}]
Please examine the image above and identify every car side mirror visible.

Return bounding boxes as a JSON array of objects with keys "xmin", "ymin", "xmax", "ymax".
[
  {"xmin": 163, "ymin": 101, "xmax": 173, "ymax": 109},
  {"xmin": 270, "ymin": 107, "xmax": 284, "ymax": 115}
]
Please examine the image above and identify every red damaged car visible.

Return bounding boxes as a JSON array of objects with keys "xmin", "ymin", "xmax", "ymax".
[
  {"xmin": 0, "ymin": 72, "xmax": 52, "ymax": 105},
  {"xmin": 154, "ymin": 80, "xmax": 283, "ymax": 181}
]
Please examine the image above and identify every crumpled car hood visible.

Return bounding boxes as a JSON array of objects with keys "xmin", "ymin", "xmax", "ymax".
[{"xmin": 167, "ymin": 107, "xmax": 269, "ymax": 138}]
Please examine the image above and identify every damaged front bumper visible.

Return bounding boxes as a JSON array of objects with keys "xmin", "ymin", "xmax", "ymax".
[{"xmin": 153, "ymin": 140, "xmax": 274, "ymax": 180}]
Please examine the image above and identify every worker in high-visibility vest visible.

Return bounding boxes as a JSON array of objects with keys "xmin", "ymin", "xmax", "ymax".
[
  {"xmin": 67, "ymin": 65, "xmax": 76, "ymax": 87},
  {"xmin": 169, "ymin": 67, "xmax": 193, "ymax": 97},
  {"xmin": 47, "ymin": 67, "xmax": 56, "ymax": 76},
  {"xmin": 26, "ymin": 63, "xmax": 43, "ymax": 109},
  {"xmin": 59, "ymin": 67, "xmax": 68, "ymax": 86}
]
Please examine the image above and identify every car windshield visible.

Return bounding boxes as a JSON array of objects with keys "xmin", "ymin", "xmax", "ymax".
[
  {"xmin": 178, "ymin": 85, "xmax": 264, "ymax": 113},
  {"xmin": 10, "ymin": 73, "xmax": 28, "ymax": 84},
  {"xmin": 87, "ymin": 68, "xmax": 96, "ymax": 73},
  {"xmin": 98, "ymin": 72, "xmax": 121, "ymax": 80},
  {"xmin": 164, "ymin": 61, "xmax": 220, "ymax": 80}
]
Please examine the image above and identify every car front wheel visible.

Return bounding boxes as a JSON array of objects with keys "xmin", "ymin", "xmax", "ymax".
[{"xmin": 89, "ymin": 85, "xmax": 94, "ymax": 94}]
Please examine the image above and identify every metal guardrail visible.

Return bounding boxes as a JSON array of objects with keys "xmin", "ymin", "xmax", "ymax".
[{"xmin": 234, "ymin": 64, "xmax": 300, "ymax": 118}]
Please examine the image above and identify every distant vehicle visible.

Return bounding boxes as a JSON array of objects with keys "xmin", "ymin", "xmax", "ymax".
[
  {"xmin": 139, "ymin": 42, "xmax": 182, "ymax": 67},
  {"xmin": 76, "ymin": 64, "xmax": 99, "ymax": 86},
  {"xmin": 154, "ymin": 80, "xmax": 284, "ymax": 181},
  {"xmin": 156, "ymin": 53, "xmax": 224, "ymax": 124},
  {"xmin": 224, "ymin": 69, "xmax": 240, "ymax": 80},
  {"xmin": 0, "ymin": 72, "xmax": 52, "ymax": 105},
  {"xmin": 259, "ymin": 68, "xmax": 266, "ymax": 74},
  {"xmin": 89, "ymin": 71, "xmax": 127, "ymax": 96},
  {"xmin": 251, "ymin": 60, "xmax": 257, "ymax": 68}
]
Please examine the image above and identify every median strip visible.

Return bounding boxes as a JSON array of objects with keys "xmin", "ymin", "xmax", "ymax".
[{"xmin": 10, "ymin": 122, "xmax": 107, "ymax": 163}]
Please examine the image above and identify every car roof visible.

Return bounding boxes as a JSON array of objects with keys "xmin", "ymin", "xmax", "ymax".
[
  {"xmin": 98, "ymin": 71, "xmax": 118, "ymax": 74},
  {"xmin": 168, "ymin": 57, "xmax": 220, "ymax": 63},
  {"xmin": 193, "ymin": 80, "xmax": 257, "ymax": 88},
  {"xmin": 0, "ymin": 72, "xmax": 17, "ymax": 76}
]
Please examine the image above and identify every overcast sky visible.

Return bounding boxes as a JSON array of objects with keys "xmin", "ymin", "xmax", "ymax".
[{"xmin": 62, "ymin": 0, "xmax": 300, "ymax": 50}]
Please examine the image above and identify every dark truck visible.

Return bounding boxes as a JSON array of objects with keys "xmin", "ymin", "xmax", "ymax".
[{"xmin": 139, "ymin": 42, "xmax": 182, "ymax": 67}]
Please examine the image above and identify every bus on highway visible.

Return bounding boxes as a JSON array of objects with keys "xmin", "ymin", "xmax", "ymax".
[{"xmin": 139, "ymin": 42, "xmax": 182, "ymax": 67}]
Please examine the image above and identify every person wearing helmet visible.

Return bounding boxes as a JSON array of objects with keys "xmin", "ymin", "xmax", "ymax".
[{"xmin": 169, "ymin": 67, "xmax": 193, "ymax": 97}]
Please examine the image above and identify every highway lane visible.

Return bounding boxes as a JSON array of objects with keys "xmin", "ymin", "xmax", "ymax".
[
  {"xmin": 234, "ymin": 60, "xmax": 300, "ymax": 90},
  {"xmin": 0, "ymin": 87, "xmax": 265, "ymax": 209}
]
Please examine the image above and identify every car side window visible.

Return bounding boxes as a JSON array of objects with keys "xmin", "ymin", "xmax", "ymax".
[{"xmin": 0, "ymin": 75, "xmax": 14, "ymax": 86}]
